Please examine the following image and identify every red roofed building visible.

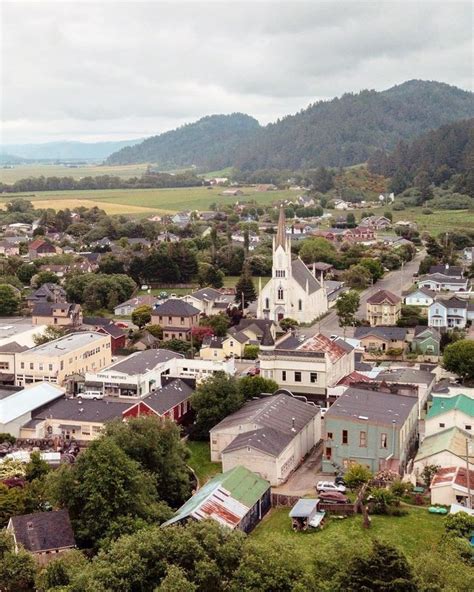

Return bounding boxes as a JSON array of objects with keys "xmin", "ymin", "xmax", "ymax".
[
  {"xmin": 366, "ymin": 289, "xmax": 401, "ymax": 326},
  {"xmin": 430, "ymin": 466, "xmax": 474, "ymax": 507},
  {"xmin": 28, "ymin": 239, "xmax": 58, "ymax": 260}
]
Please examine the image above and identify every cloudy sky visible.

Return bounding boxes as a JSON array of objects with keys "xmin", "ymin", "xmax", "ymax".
[{"xmin": 1, "ymin": 0, "xmax": 472, "ymax": 144}]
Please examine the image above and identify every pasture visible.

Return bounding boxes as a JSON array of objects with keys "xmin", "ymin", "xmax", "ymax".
[
  {"xmin": 0, "ymin": 163, "xmax": 149, "ymax": 183},
  {"xmin": 0, "ymin": 186, "xmax": 296, "ymax": 214}
]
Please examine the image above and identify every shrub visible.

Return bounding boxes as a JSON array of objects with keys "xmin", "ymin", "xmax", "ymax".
[
  {"xmin": 243, "ymin": 345, "xmax": 259, "ymax": 360},
  {"xmin": 344, "ymin": 463, "xmax": 372, "ymax": 490}
]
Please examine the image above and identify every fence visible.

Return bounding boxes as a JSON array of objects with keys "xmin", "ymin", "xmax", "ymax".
[{"xmin": 318, "ymin": 502, "xmax": 356, "ymax": 515}]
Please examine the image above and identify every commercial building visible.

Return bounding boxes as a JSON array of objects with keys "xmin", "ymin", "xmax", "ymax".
[
  {"xmin": 210, "ymin": 393, "xmax": 321, "ymax": 486},
  {"xmin": 322, "ymin": 387, "xmax": 418, "ymax": 474},
  {"xmin": 15, "ymin": 332, "xmax": 112, "ymax": 387}
]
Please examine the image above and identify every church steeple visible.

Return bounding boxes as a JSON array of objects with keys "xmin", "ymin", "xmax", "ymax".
[{"xmin": 275, "ymin": 206, "xmax": 287, "ymax": 250}]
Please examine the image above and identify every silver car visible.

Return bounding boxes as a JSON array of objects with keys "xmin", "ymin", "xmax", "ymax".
[{"xmin": 316, "ymin": 480, "xmax": 347, "ymax": 493}]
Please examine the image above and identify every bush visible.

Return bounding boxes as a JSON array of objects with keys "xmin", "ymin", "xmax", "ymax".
[
  {"xmin": 390, "ymin": 479, "xmax": 412, "ymax": 498},
  {"xmin": 243, "ymin": 344, "xmax": 259, "ymax": 359},
  {"xmin": 344, "ymin": 463, "xmax": 372, "ymax": 490},
  {"xmin": 0, "ymin": 433, "xmax": 16, "ymax": 445},
  {"xmin": 422, "ymin": 208, "xmax": 433, "ymax": 215}
]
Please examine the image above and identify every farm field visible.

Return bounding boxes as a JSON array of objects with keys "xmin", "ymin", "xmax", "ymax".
[
  {"xmin": 0, "ymin": 163, "xmax": 150, "ymax": 183},
  {"xmin": 251, "ymin": 506, "xmax": 444, "ymax": 562},
  {"xmin": 0, "ymin": 186, "xmax": 296, "ymax": 214}
]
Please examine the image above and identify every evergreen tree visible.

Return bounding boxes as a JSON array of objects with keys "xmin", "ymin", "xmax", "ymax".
[{"xmin": 234, "ymin": 265, "xmax": 257, "ymax": 308}]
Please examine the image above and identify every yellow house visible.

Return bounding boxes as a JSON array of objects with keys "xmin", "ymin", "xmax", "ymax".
[
  {"xmin": 15, "ymin": 332, "xmax": 112, "ymax": 387},
  {"xmin": 366, "ymin": 290, "xmax": 401, "ymax": 326},
  {"xmin": 200, "ymin": 333, "xmax": 248, "ymax": 360}
]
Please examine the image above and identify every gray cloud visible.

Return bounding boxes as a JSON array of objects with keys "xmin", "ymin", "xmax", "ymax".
[{"xmin": 1, "ymin": 0, "xmax": 472, "ymax": 143}]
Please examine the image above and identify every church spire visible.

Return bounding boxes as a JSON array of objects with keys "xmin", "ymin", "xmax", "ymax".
[{"xmin": 275, "ymin": 206, "xmax": 286, "ymax": 250}]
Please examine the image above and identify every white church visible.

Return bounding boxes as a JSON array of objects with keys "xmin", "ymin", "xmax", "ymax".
[{"xmin": 257, "ymin": 207, "xmax": 328, "ymax": 323}]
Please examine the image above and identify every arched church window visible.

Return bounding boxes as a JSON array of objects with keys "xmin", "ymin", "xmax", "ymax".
[{"xmin": 277, "ymin": 288, "xmax": 284, "ymax": 300}]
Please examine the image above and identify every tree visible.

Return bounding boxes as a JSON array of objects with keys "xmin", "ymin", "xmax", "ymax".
[
  {"xmin": 420, "ymin": 464, "xmax": 441, "ymax": 488},
  {"xmin": 279, "ymin": 318, "xmax": 298, "ymax": 332},
  {"xmin": 360, "ymin": 258, "xmax": 384, "ymax": 282},
  {"xmin": 425, "ymin": 235, "xmax": 443, "ymax": 259},
  {"xmin": 146, "ymin": 324, "xmax": 163, "ymax": 339},
  {"xmin": 35, "ymin": 549, "xmax": 87, "ymax": 592},
  {"xmin": 335, "ymin": 290, "xmax": 360, "ymax": 337},
  {"xmin": 238, "ymin": 376, "xmax": 278, "ymax": 400},
  {"xmin": 443, "ymin": 339, "xmax": 474, "ymax": 382},
  {"xmin": 200, "ymin": 314, "xmax": 230, "ymax": 337},
  {"xmin": 342, "ymin": 264, "xmax": 372, "ymax": 289},
  {"xmin": 190, "ymin": 325, "xmax": 214, "ymax": 348},
  {"xmin": 346, "ymin": 212, "xmax": 356, "ymax": 227},
  {"xmin": 131, "ymin": 305, "xmax": 153, "ymax": 329},
  {"xmin": 344, "ymin": 463, "xmax": 372, "ymax": 490},
  {"xmin": 190, "ymin": 374, "xmax": 245, "ymax": 439},
  {"xmin": 105, "ymin": 416, "xmax": 191, "ymax": 508},
  {"xmin": 25, "ymin": 451, "xmax": 50, "ymax": 482},
  {"xmin": 16, "ymin": 263, "xmax": 37, "ymax": 285},
  {"xmin": 33, "ymin": 325, "xmax": 67, "ymax": 346},
  {"xmin": 0, "ymin": 285, "xmax": 19, "ymax": 316},
  {"xmin": 46, "ymin": 437, "xmax": 168, "ymax": 549},
  {"xmin": 0, "ymin": 530, "xmax": 36, "ymax": 592},
  {"xmin": 243, "ymin": 345, "xmax": 259, "ymax": 360},
  {"xmin": 200, "ymin": 265, "xmax": 224, "ymax": 288},
  {"xmin": 32, "ymin": 270, "xmax": 59, "ymax": 288},
  {"xmin": 339, "ymin": 540, "xmax": 417, "ymax": 592},
  {"xmin": 444, "ymin": 511, "xmax": 474, "ymax": 539},
  {"xmin": 234, "ymin": 265, "xmax": 257, "ymax": 308},
  {"xmin": 161, "ymin": 339, "xmax": 191, "ymax": 354},
  {"xmin": 299, "ymin": 237, "xmax": 337, "ymax": 265}
]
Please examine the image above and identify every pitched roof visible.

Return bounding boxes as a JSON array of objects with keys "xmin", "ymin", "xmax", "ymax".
[
  {"xmin": 431, "ymin": 466, "xmax": 474, "ymax": 492},
  {"xmin": 0, "ymin": 383, "xmax": 65, "ymax": 423},
  {"xmin": 202, "ymin": 335, "xmax": 225, "ymax": 349},
  {"xmin": 211, "ymin": 393, "xmax": 319, "ymax": 435},
  {"xmin": 0, "ymin": 341, "xmax": 29, "ymax": 353},
  {"xmin": 415, "ymin": 427, "xmax": 473, "ymax": 462},
  {"xmin": 298, "ymin": 333, "xmax": 352, "ymax": 362},
  {"xmin": 141, "ymin": 378, "xmax": 193, "ymax": 415},
  {"xmin": 418, "ymin": 274, "xmax": 467, "ymax": 284},
  {"xmin": 367, "ymin": 289, "xmax": 401, "ymax": 305},
  {"xmin": 324, "ymin": 387, "xmax": 417, "ymax": 427},
  {"xmin": 32, "ymin": 302, "xmax": 78, "ymax": 316},
  {"xmin": 291, "ymin": 258, "xmax": 323, "ymax": 294},
  {"xmin": 9, "ymin": 509, "xmax": 75, "ymax": 552},
  {"xmin": 429, "ymin": 265, "xmax": 463, "ymax": 277},
  {"xmin": 354, "ymin": 326, "xmax": 407, "ymax": 341},
  {"xmin": 376, "ymin": 368, "xmax": 435, "ymax": 386},
  {"xmin": 414, "ymin": 325, "xmax": 440, "ymax": 339},
  {"xmin": 33, "ymin": 396, "xmax": 132, "ymax": 423},
  {"xmin": 427, "ymin": 394, "xmax": 474, "ymax": 419},
  {"xmin": 260, "ymin": 324, "xmax": 275, "ymax": 347},
  {"xmin": 222, "ymin": 427, "xmax": 293, "ymax": 457},
  {"xmin": 189, "ymin": 288, "xmax": 223, "ymax": 301},
  {"xmin": 104, "ymin": 349, "xmax": 183, "ymax": 375},
  {"xmin": 153, "ymin": 299, "xmax": 200, "ymax": 317},
  {"xmin": 275, "ymin": 206, "xmax": 287, "ymax": 249},
  {"xmin": 162, "ymin": 466, "xmax": 270, "ymax": 529}
]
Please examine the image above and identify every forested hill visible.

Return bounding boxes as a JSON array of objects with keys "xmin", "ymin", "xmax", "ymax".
[
  {"xmin": 106, "ymin": 113, "xmax": 260, "ymax": 169},
  {"xmin": 106, "ymin": 80, "xmax": 474, "ymax": 171},
  {"xmin": 368, "ymin": 118, "xmax": 474, "ymax": 196}
]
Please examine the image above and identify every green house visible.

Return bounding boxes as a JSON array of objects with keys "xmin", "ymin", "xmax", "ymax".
[
  {"xmin": 322, "ymin": 387, "xmax": 418, "ymax": 474},
  {"xmin": 411, "ymin": 326, "xmax": 440, "ymax": 356}
]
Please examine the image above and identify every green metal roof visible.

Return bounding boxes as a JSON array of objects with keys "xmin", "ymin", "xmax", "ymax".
[
  {"xmin": 427, "ymin": 394, "xmax": 474, "ymax": 419},
  {"xmin": 416, "ymin": 427, "xmax": 473, "ymax": 462},
  {"xmin": 162, "ymin": 466, "xmax": 270, "ymax": 527}
]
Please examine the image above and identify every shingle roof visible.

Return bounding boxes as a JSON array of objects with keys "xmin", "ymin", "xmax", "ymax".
[
  {"xmin": 153, "ymin": 299, "xmax": 200, "ymax": 317},
  {"xmin": 418, "ymin": 274, "xmax": 467, "ymax": 284},
  {"xmin": 190, "ymin": 288, "xmax": 222, "ymax": 301},
  {"xmin": 414, "ymin": 326, "xmax": 440, "ymax": 339},
  {"xmin": 33, "ymin": 396, "xmax": 132, "ymax": 423},
  {"xmin": 367, "ymin": 289, "xmax": 401, "ymax": 305},
  {"xmin": 202, "ymin": 336, "xmax": 224, "ymax": 349},
  {"xmin": 141, "ymin": 378, "xmax": 193, "ymax": 415},
  {"xmin": 0, "ymin": 341, "xmax": 29, "ymax": 353},
  {"xmin": 9, "ymin": 510, "xmax": 75, "ymax": 552},
  {"xmin": 105, "ymin": 349, "xmax": 183, "ymax": 375},
  {"xmin": 324, "ymin": 387, "xmax": 416, "ymax": 427},
  {"xmin": 223, "ymin": 427, "xmax": 293, "ymax": 456},
  {"xmin": 376, "ymin": 368, "xmax": 435, "ymax": 386},
  {"xmin": 428, "ymin": 265, "xmax": 463, "ymax": 277},
  {"xmin": 291, "ymin": 258, "xmax": 323, "ymax": 294},
  {"xmin": 354, "ymin": 326, "xmax": 407, "ymax": 341},
  {"xmin": 32, "ymin": 302, "xmax": 77, "ymax": 316},
  {"xmin": 211, "ymin": 393, "xmax": 319, "ymax": 435},
  {"xmin": 427, "ymin": 394, "xmax": 474, "ymax": 419}
]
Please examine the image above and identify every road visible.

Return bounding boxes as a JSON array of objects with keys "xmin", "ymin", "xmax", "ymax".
[{"xmin": 303, "ymin": 249, "xmax": 425, "ymax": 338}]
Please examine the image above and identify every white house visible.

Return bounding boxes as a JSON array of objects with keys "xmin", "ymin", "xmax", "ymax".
[
  {"xmin": 210, "ymin": 393, "xmax": 321, "ymax": 486},
  {"xmin": 417, "ymin": 273, "xmax": 469, "ymax": 292},
  {"xmin": 425, "ymin": 394, "xmax": 473, "ymax": 437},
  {"xmin": 182, "ymin": 287, "xmax": 231, "ymax": 316},
  {"xmin": 428, "ymin": 297, "xmax": 469, "ymax": 329},
  {"xmin": 403, "ymin": 288, "xmax": 435, "ymax": 310},
  {"xmin": 430, "ymin": 466, "xmax": 474, "ymax": 507},
  {"xmin": 257, "ymin": 207, "xmax": 328, "ymax": 323},
  {"xmin": 414, "ymin": 427, "xmax": 474, "ymax": 475}
]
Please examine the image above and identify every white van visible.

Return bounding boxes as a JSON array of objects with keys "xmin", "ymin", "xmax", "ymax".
[{"xmin": 79, "ymin": 391, "xmax": 104, "ymax": 400}]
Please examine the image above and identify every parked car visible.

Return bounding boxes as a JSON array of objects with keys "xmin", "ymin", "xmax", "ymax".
[
  {"xmin": 318, "ymin": 491, "xmax": 349, "ymax": 504},
  {"xmin": 79, "ymin": 391, "xmax": 104, "ymax": 400},
  {"xmin": 316, "ymin": 480, "xmax": 346, "ymax": 493},
  {"xmin": 335, "ymin": 475, "xmax": 346, "ymax": 487},
  {"xmin": 246, "ymin": 367, "xmax": 260, "ymax": 376}
]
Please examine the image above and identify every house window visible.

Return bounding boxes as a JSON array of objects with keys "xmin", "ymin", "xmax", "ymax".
[
  {"xmin": 360, "ymin": 431, "xmax": 367, "ymax": 447},
  {"xmin": 325, "ymin": 447, "xmax": 332, "ymax": 460},
  {"xmin": 342, "ymin": 430, "xmax": 348, "ymax": 445},
  {"xmin": 49, "ymin": 364, "xmax": 53, "ymax": 371},
  {"xmin": 277, "ymin": 288, "xmax": 284, "ymax": 300},
  {"xmin": 439, "ymin": 423, "xmax": 445, "ymax": 428},
  {"xmin": 168, "ymin": 316, "xmax": 172, "ymax": 323},
  {"xmin": 381, "ymin": 433, "xmax": 388, "ymax": 449},
  {"xmin": 0, "ymin": 362, "xmax": 8, "ymax": 370},
  {"xmin": 298, "ymin": 299, "xmax": 302, "ymax": 311},
  {"xmin": 282, "ymin": 370, "xmax": 287, "ymax": 381},
  {"xmin": 180, "ymin": 317, "xmax": 185, "ymax": 325},
  {"xmin": 230, "ymin": 340, "xmax": 234, "ymax": 347},
  {"xmin": 310, "ymin": 372, "xmax": 318, "ymax": 383},
  {"xmin": 29, "ymin": 363, "xmax": 34, "ymax": 370},
  {"xmin": 465, "ymin": 425, "xmax": 472, "ymax": 431},
  {"xmin": 20, "ymin": 362, "xmax": 24, "ymax": 369},
  {"xmin": 294, "ymin": 371, "xmax": 302, "ymax": 382},
  {"xmin": 327, "ymin": 432, "xmax": 333, "ymax": 439}
]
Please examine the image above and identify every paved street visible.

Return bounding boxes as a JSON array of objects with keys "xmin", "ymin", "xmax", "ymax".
[
  {"xmin": 303, "ymin": 249, "xmax": 425, "ymax": 338},
  {"xmin": 272, "ymin": 442, "xmax": 323, "ymax": 497}
]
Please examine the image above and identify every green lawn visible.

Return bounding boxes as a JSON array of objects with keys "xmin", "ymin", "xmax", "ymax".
[
  {"xmin": 186, "ymin": 441, "xmax": 221, "ymax": 485},
  {"xmin": 0, "ymin": 162, "xmax": 150, "ymax": 183},
  {"xmin": 137, "ymin": 276, "xmax": 270, "ymax": 297},
  {"xmin": 368, "ymin": 206, "xmax": 474, "ymax": 235},
  {"xmin": 252, "ymin": 507, "xmax": 444, "ymax": 561}
]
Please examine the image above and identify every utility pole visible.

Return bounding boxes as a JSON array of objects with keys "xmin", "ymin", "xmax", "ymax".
[
  {"xmin": 399, "ymin": 260, "xmax": 404, "ymax": 295},
  {"xmin": 467, "ymin": 438, "xmax": 472, "ymax": 509}
]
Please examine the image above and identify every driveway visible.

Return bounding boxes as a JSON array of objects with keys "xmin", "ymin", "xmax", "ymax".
[{"xmin": 272, "ymin": 441, "xmax": 324, "ymax": 496}]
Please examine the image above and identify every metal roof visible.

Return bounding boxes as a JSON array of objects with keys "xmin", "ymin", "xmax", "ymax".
[
  {"xmin": 289, "ymin": 498, "xmax": 319, "ymax": 518},
  {"xmin": 222, "ymin": 427, "xmax": 294, "ymax": 457},
  {"xmin": 103, "ymin": 349, "xmax": 183, "ymax": 375},
  {"xmin": 162, "ymin": 466, "xmax": 270, "ymax": 529},
  {"xmin": 427, "ymin": 394, "xmax": 474, "ymax": 419},
  {"xmin": 415, "ymin": 427, "xmax": 473, "ymax": 462},
  {"xmin": 0, "ymin": 382, "xmax": 64, "ymax": 424},
  {"xmin": 32, "ymin": 396, "xmax": 132, "ymax": 423}
]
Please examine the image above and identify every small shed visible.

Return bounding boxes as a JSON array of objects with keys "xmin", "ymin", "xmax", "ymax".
[{"xmin": 289, "ymin": 498, "xmax": 325, "ymax": 531}]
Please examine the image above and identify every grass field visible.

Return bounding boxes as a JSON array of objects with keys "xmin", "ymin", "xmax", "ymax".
[
  {"xmin": 186, "ymin": 441, "xmax": 221, "ymax": 484},
  {"xmin": 137, "ymin": 276, "xmax": 270, "ymax": 297},
  {"xmin": 0, "ymin": 163, "xmax": 150, "ymax": 183},
  {"xmin": 0, "ymin": 186, "xmax": 295, "ymax": 215},
  {"xmin": 252, "ymin": 507, "xmax": 444, "ymax": 561}
]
